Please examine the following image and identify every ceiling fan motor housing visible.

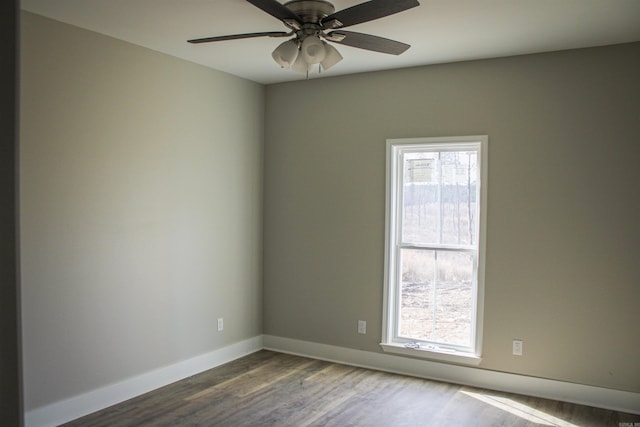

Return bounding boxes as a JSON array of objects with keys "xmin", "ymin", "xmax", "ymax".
[
  {"xmin": 284, "ymin": 0, "xmax": 335, "ymax": 23},
  {"xmin": 284, "ymin": 0, "xmax": 337, "ymax": 40}
]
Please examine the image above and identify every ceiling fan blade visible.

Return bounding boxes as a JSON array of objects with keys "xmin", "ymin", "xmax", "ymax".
[
  {"xmin": 327, "ymin": 31, "xmax": 410, "ymax": 55},
  {"xmin": 188, "ymin": 31, "xmax": 290, "ymax": 44},
  {"xmin": 246, "ymin": 0, "xmax": 303, "ymax": 26},
  {"xmin": 321, "ymin": 0, "xmax": 419, "ymax": 29}
]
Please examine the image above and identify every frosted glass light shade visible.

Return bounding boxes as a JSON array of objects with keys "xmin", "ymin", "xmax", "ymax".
[
  {"xmin": 300, "ymin": 36, "xmax": 326, "ymax": 64},
  {"xmin": 291, "ymin": 53, "xmax": 312, "ymax": 74},
  {"xmin": 321, "ymin": 42, "xmax": 343, "ymax": 70},
  {"xmin": 272, "ymin": 39, "xmax": 299, "ymax": 68}
]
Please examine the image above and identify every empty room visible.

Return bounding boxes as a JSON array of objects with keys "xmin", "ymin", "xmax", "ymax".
[{"xmin": 3, "ymin": 0, "xmax": 640, "ymax": 425}]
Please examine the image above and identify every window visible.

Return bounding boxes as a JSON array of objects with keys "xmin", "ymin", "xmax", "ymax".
[{"xmin": 381, "ymin": 136, "xmax": 487, "ymax": 364}]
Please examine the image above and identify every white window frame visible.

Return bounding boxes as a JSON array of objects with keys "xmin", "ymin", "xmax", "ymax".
[{"xmin": 380, "ymin": 136, "xmax": 488, "ymax": 365}]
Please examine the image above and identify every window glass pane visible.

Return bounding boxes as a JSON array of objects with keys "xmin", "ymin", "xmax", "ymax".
[
  {"xmin": 399, "ymin": 249, "xmax": 473, "ymax": 347},
  {"xmin": 399, "ymin": 249, "xmax": 435, "ymax": 341},
  {"xmin": 432, "ymin": 251, "xmax": 473, "ymax": 347},
  {"xmin": 440, "ymin": 151, "xmax": 478, "ymax": 246},
  {"xmin": 402, "ymin": 150, "xmax": 478, "ymax": 246},
  {"xmin": 402, "ymin": 153, "xmax": 438, "ymax": 244}
]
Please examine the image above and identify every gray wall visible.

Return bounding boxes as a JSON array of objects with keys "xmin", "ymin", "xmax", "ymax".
[
  {"xmin": 1, "ymin": 0, "xmax": 21, "ymax": 425},
  {"xmin": 20, "ymin": 12, "xmax": 264, "ymax": 410},
  {"xmin": 264, "ymin": 42, "xmax": 640, "ymax": 393}
]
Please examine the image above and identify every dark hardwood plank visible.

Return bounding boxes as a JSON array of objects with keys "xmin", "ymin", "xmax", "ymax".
[{"xmin": 63, "ymin": 350, "xmax": 639, "ymax": 426}]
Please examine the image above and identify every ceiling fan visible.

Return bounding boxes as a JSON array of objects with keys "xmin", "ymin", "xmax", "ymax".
[{"xmin": 188, "ymin": 0, "xmax": 420, "ymax": 75}]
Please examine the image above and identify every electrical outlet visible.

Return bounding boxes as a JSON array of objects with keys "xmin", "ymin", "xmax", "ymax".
[
  {"xmin": 358, "ymin": 320, "xmax": 366, "ymax": 334},
  {"xmin": 512, "ymin": 339, "xmax": 523, "ymax": 356},
  {"xmin": 217, "ymin": 317, "xmax": 224, "ymax": 332}
]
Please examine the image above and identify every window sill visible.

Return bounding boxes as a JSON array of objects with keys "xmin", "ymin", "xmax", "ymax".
[{"xmin": 380, "ymin": 342, "xmax": 482, "ymax": 366}]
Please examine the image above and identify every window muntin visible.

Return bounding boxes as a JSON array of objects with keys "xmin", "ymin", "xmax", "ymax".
[{"xmin": 383, "ymin": 137, "xmax": 486, "ymax": 359}]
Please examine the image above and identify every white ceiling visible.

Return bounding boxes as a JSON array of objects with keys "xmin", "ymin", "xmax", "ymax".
[{"xmin": 20, "ymin": 0, "xmax": 640, "ymax": 85}]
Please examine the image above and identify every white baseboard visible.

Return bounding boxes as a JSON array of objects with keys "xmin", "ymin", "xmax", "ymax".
[
  {"xmin": 263, "ymin": 334, "xmax": 640, "ymax": 416},
  {"xmin": 25, "ymin": 336, "xmax": 264, "ymax": 427}
]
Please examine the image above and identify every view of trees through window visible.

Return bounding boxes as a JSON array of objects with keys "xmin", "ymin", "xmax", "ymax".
[{"xmin": 398, "ymin": 150, "xmax": 478, "ymax": 348}]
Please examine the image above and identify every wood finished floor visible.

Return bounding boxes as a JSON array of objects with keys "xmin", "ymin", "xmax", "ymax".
[{"xmin": 63, "ymin": 350, "xmax": 638, "ymax": 427}]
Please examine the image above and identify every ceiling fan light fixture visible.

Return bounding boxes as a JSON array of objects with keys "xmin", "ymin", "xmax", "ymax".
[
  {"xmin": 320, "ymin": 41, "xmax": 342, "ymax": 70},
  {"xmin": 300, "ymin": 35, "xmax": 326, "ymax": 64},
  {"xmin": 272, "ymin": 39, "xmax": 299, "ymax": 68},
  {"xmin": 291, "ymin": 52, "xmax": 312, "ymax": 74}
]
